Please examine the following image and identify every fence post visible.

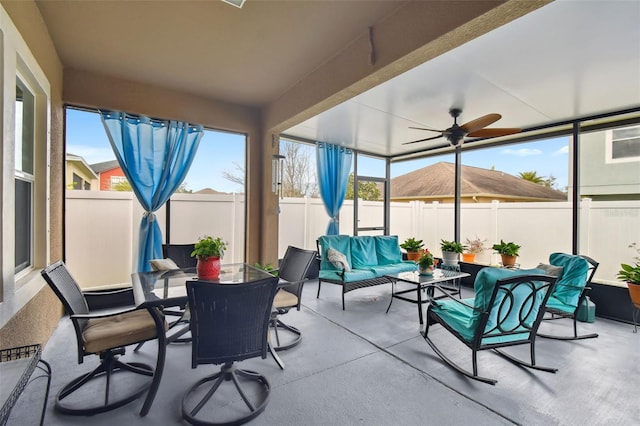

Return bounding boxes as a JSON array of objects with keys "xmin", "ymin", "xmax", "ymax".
[
  {"xmin": 579, "ymin": 197, "xmax": 592, "ymax": 255},
  {"xmin": 490, "ymin": 200, "xmax": 500, "ymax": 265}
]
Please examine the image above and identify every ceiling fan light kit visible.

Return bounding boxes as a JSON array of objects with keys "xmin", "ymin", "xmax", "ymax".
[{"xmin": 404, "ymin": 107, "xmax": 521, "ymax": 147}]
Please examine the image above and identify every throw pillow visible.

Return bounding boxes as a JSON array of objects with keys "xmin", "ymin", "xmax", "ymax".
[
  {"xmin": 536, "ymin": 263, "xmax": 564, "ymax": 278},
  {"xmin": 327, "ymin": 247, "xmax": 351, "ymax": 272},
  {"xmin": 149, "ymin": 258, "xmax": 180, "ymax": 271}
]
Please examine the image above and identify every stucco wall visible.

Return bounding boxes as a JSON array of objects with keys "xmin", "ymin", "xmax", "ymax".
[{"xmin": 0, "ymin": 0, "xmax": 65, "ymax": 349}]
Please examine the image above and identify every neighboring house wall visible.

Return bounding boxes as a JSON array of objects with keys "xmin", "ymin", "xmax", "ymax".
[
  {"xmin": 580, "ymin": 126, "xmax": 640, "ymax": 200},
  {"xmin": 66, "ymin": 161, "xmax": 94, "ymax": 190},
  {"xmin": 99, "ymin": 167, "xmax": 126, "ymax": 190}
]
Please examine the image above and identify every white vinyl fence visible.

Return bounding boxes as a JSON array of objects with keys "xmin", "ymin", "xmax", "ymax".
[{"xmin": 65, "ymin": 191, "xmax": 639, "ymax": 290}]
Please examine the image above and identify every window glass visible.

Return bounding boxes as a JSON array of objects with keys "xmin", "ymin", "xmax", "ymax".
[
  {"xmin": 460, "ymin": 138, "xmax": 570, "ymax": 266},
  {"xmin": 580, "ymin": 125, "xmax": 640, "ymax": 284},
  {"xmin": 15, "ymin": 79, "xmax": 35, "ymax": 273},
  {"xmin": 610, "ymin": 125, "xmax": 640, "ymax": 161},
  {"xmin": 65, "ymin": 108, "xmax": 248, "ymax": 288}
]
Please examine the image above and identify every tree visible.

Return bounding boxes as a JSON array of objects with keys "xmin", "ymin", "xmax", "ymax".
[
  {"xmin": 221, "ymin": 162, "xmax": 245, "ymax": 188},
  {"xmin": 519, "ymin": 170, "xmax": 563, "ymax": 191},
  {"xmin": 345, "ymin": 173, "xmax": 381, "ymax": 201},
  {"xmin": 518, "ymin": 171, "xmax": 545, "ymax": 184},
  {"xmin": 280, "ymin": 141, "xmax": 318, "ymax": 197},
  {"xmin": 222, "ymin": 140, "xmax": 318, "ymax": 197}
]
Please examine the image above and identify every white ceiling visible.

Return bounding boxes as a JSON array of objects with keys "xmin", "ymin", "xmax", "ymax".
[
  {"xmin": 283, "ymin": 0, "xmax": 640, "ymax": 157},
  {"xmin": 34, "ymin": 0, "xmax": 640, "ymax": 158}
]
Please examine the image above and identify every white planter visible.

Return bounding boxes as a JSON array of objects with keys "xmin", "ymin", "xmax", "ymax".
[{"xmin": 442, "ymin": 251, "xmax": 459, "ymax": 266}]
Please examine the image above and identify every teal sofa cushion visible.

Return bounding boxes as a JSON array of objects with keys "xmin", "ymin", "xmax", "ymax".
[
  {"xmin": 549, "ymin": 252, "xmax": 589, "ymax": 308},
  {"xmin": 339, "ymin": 269, "xmax": 377, "ymax": 283},
  {"xmin": 370, "ymin": 262, "xmax": 417, "ymax": 276},
  {"xmin": 351, "ymin": 236, "xmax": 378, "ymax": 269},
  {"xmin": 318, "ymin": 235, "xmax": 352, "ymax": 271},
  {"xmin": 374, "ymin": 236, "xmax": 403, "ymax": 265}
]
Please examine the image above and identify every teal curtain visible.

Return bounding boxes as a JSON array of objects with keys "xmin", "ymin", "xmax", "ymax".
[
  {"xmin": 316, "ymin": 142, "xmax": 353, "ymax": 235},
  {"xmin": 101, "ymin": 111, "xmax": 204, "ymax": 272}
]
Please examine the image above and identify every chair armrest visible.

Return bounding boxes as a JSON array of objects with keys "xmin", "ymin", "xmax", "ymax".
[{"xmin": 70, "ymin": 306, "xmax": 144, "ymax": 321}]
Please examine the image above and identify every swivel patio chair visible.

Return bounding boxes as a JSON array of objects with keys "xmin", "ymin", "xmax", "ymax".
[
  {"xmin": 271, "ymin": 246, "xmax": 316, "ymax": 351},
  {"xmin": 158, "ymin": 243, "xmax": 197, "ymax": 343},
  {"xmin": 41, "ymin": 260, "xmax": 167, "ymax": 416},
  {"xmin": 162, "ymin": 243, "xmax": 197, "ymax": 270},
  {"xmin": 182, "ymin": 276, "xmax": 279, "ymax": 425},
  {"xmin": 422, "ymin": 268, "xmax": 557, "ymax": 385},
  {"xmin": 537, "ymin": 253, "xmax": 599, "ymax": 340}
]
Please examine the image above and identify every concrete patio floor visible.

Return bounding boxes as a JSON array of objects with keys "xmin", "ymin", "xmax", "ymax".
[{"xmin": 8, "ymin": 279, "xmax": 640, "ymax": 425}]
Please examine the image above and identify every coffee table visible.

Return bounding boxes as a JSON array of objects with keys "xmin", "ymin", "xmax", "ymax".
[{"xmin": 385, "ymin": 268, "xmax": 470, "ymax": 327}]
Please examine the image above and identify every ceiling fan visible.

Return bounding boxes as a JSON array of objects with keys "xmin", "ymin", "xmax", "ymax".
[{"xmin": 403, "ymin": 108, "xmax": 521, "ymax": 147}]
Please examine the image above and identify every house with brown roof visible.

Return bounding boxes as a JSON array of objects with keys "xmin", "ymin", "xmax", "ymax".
[
  {"xmin": 90, "ymin": 160, "xmax": 127, "ymax": 191},
  {"xmin": 390, "ymin": 162, "xmax": 567, "ymax": 203}
]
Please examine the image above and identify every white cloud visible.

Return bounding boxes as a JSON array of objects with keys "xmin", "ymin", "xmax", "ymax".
[
  {"xmin": 553, "ymin": 145, "xmax": 569, "ymax": 156},
  {"xmin": 501, "ymin": 148, "xmax": 542, "ymax": 157}
]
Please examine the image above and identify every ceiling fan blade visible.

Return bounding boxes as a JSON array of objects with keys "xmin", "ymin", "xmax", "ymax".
[
  {"xmin": 402, "ymin": 134, "xmax": 443, "ymax": 145},
  {"xmin": 460, "ymin": 113, "xmax": 501, "ymax": 133},
  {"xmin": 467, "ymin": 127, "xmax": 521, "ymax": 138},
  {"xmin": 408, "ymin": 126, "xmax": 444, "ymax": 133}
]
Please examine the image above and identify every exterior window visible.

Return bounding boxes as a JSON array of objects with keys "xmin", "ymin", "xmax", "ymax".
[
  {"xmin": 607, "ymin": 125, "xmax": 640, "ymax": 163},
  {"xmin": 15, "ymin": 80, "xmax": 35, "ymax": 274},
  {"xmin": 84, "ymin": 181, "xmax": 90, "ymax": 190},
  {"xmin": 72, "ymin": 173, "xmax": 82, "ymax": 190},
  {"xmin": 110, "ymin": 175, "xmax": 128, "ymax": 189}
]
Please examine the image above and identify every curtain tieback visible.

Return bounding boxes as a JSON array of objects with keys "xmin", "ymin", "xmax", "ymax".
[{"xmin": 143, "ymin": 211, "xmax": 156, "ymax": 222}]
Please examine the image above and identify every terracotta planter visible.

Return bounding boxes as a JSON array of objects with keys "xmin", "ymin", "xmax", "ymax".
[
  {"xmin": 196, "ymin": 256, "xmax": 221, "ymax": 280},
  {"xmin": 500, "ymin": 254, "xmax": 517, "ymax": 268},
  {"xmin": 462, "ymin": 253, "xmax": 476, "ymax": 263},
  {"xmin": 406, "ymin": 251, "xmax": 421, "ymax": 261},
  {"xmin": 628, "ymin": 282, "xmax": 640, "ymax": 308}
]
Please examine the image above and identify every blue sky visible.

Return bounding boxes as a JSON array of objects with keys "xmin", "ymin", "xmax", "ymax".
[{"xmin": 66, "ymin": 109, "xmax": 569, "ymax": 193}]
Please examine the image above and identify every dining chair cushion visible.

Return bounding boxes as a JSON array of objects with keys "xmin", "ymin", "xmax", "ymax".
[
  {"xmin": 549, "ymin": 252, "xmax": 589, "ymax": 308},
  {"xmin": 83, "ymin": 309, "xmax": 162, "ymax": 354},
  {"xmin": 149, "ymin": 258, "xmax": 180, "ymax": 271},
  {"xmin": 273, "ymin": 290, "xmax": 298, "ymax": 309}
]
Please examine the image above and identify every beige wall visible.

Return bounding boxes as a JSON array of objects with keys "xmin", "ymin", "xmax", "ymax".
[{"xmin": 0, "ymin": 0, "xmax": 65, "ymax": 349}]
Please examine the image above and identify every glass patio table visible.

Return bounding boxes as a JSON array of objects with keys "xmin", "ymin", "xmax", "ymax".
[
  {"xmin": 131, "ymin": 262, "xmax": 275, "ymax": 309},
  {"xmin": 385, "ymin": 268, "xmax": 470, "ymax": 328}
]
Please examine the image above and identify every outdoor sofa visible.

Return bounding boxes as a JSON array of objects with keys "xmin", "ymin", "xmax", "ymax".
[{"xmin": 316, "ymin": 235, "xmax": 417, "ymax": 309}]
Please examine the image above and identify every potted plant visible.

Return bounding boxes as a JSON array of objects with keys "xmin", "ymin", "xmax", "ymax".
[
  {"xmin": 417, "ymin": 249, "xmax": 435, "ymax": 275},
  {"xmin": 191, "ymin": 235, "xmax": 227, "ymax": 280},
  {"xmin": 440, "ymin": 239, "xmax": 466, "ymax": 266},
  {"xmin": 491, "ymin": 239, "xmax": 520, "ymax": 268},
  {"xmin": 462, "ymin": 236, "xmax": 487, "ymax": 263},
  {"xmin": 400, "ymin": 237, "xmax": 424, "ymax": 261},
  {"xmin": 618, "ymin": 242, "xmax": 640, "ymax": 331}
]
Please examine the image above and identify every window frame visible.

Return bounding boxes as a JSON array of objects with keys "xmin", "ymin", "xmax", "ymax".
[{"xmin": 606, "ymin": 125, "xmax": 640, "ymax": 164}]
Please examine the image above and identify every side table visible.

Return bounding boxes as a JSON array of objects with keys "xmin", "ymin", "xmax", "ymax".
[{"xmin": 0, "ymin": 344, "xmax": 51, "ymax": 426}]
